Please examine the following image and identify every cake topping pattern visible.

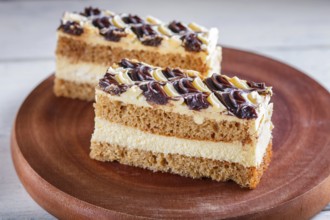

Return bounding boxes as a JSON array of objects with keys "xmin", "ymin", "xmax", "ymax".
[
  {"xmin": 204, "ymin": 74, "xmax": 272, "ymax": 118},
  {"xmin": 168, "ymin": 21, "xmax": 188, "ymax": 34},
  {"xmin": 131, "ymin": 24, "xmax": 163, "ymax": 46},
  {"xmin": 80, "ymin": 6, "xmax": 101, "ymax": 17},
  {"xmin": 99, "ymin": 73, "xmax": 128, "ymax": 95},
  {"xmin": 58, "ymin": 7, "xmax": 216, "ymax": 51},
  {"xmin": 102, "ymin": 28, "xmax": 127, "ymax": 42},
  {"xmin": 122, "ymin": 14, "xmax": 145, "ymax": 24},
  {"xmin": 162, "ymin": 67, "xmax": 185, "ymax": 79},
  {"xmin": 181, "ymin": 33, "xmax": 203, "ymax": 52},
  {"xmin": 99, "ymin": 59, "xmax": 272, "ymax": 118},
  {"xmin": 58, "ymin": 21, "xmax": 84, "ymax": 36},
  {"xmin": 92, "ymin": 16, "xmax": 111, "ymax": 29},
  {"xmin": 91, "ymin": 16, "xmax": 127, "ymax": 42},
  {"xmin": 140, "ymin": 82, "xmax": 169, "ymax": 105}
]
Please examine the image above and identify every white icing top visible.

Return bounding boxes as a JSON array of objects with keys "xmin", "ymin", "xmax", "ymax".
[{"xmin": 59, "ymin": 7, "xmax": 219, "ymax": 54}]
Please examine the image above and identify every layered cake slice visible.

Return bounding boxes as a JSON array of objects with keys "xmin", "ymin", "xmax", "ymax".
[
  {"xmin": 90, "ymin": 59, "xmax": 273, "ymax": 189},
  {"xmin": 54, "ymin": 7, "xmax": 221, "ymax": 101}
]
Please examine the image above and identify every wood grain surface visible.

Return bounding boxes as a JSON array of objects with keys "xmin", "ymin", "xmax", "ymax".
[{"xmin": 11, "ymin": 48, "xmax": 330, "ymax": 219}]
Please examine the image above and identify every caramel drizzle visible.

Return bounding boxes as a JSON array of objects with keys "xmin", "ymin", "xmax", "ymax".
[{"xmin": 99, "ymin": 59, "xmax": 272, "ymax": 118}]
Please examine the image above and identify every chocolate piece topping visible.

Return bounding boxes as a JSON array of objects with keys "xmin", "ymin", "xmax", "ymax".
[
  {"xmin": 80, "ymin": 7, "xmax": 101, "ymax": 17},
  {"xmin": 58, "ymin": 21, "xmax": 84, "ymax": 36},
  {"xmin": 205, "ymin": 74, "xmax": 261, "ymax": 119},
  {"xmin": 128, "ymin": 65, "xmax": 153, "ymax": 81},
  {"xmin": 180, "ymin": 33, "xmax": 203, "ymax": 52},
  {"xmin": 184, "ymin": 93, "xmax": 210, "ymax": 110},
  {"xmin": 215, "ymin": 90, "xmax": 257, "ymax": 119},
  {"xmin": 172, "ymin": 78, "xmax": 199, "ymax": 94},
  {"xmin": 119, "ymin": 59, "xmax": 140, "ymax": 69},
  {"xmin": 141, "ymin": 36, "xmax": 163, "ymax": 46},
  {"xmin": 119, "ymin": 59, "xmax": 153, "ymax": 81},
  {"xmin": 92, "ymin": 16, "xmax": 127, "ymax": 42},
  {"xmin": 168, "ymin": 21, "xmax": 188, "ymax": 34},
  {"xmin": 131, "ymin": 24, "xmax": 163, "ymax": 46},
  {"xmin": 204, "ymin": 74, "xmax": 233, "ymax": 91},
  {"xmin": 92, "ymin": 16, "xmax": 111, "ymax": 29},
  {"xmin": 99, "ymin": 73, "xmax": 128, "ymax": 95},
  {"xmin": 162, "ymin": 67, "xmax": 185, "ymax": 79},
  {"xmin": 140, "ymin": 82, "xmax": 169, "ymax": 105},
  {"xmin": 247, "ymin": 80, "xmax": 269, "ymax": 95},
  {"xmin": 102, "ymin": 28, "xmax": 127, "ymax": 42},
  {"xmin": 122, "ymin": 14, "xmax": 144, "ymax": 24},
  {"xmin": 172, "ymin": 78, "xmax": 209, "ymax": 110}
]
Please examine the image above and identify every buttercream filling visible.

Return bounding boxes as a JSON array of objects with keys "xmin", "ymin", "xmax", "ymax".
[
  {"xmin": 91, "ymin": 116, "xmax": 272, "ymax": 167},
  {"xmin": 56, "ymin": 57, "xmax": 107, "ymax": 84}
]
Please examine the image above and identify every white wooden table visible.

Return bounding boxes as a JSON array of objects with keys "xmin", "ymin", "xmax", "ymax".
[{"xmin": 0, "ymin": 0, "xmax": 329, "ymax": 219}]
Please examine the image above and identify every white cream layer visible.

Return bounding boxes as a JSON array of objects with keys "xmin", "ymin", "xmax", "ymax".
[
  {"xmin": 91, "ymin": 117, "xmax": 272, "ymax": 167},
  {"xmin": 55, "ymin": 57, "xmax": 106, "ymax": 84}
]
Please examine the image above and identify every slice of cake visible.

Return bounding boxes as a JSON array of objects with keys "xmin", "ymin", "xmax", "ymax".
[
  {"xmin": 54, "ymin": 7, "xmax": 221, "ymax": 101},
  {"xmin": 90, "ymin": 59, "xmax": 273, "ymax": 189}
]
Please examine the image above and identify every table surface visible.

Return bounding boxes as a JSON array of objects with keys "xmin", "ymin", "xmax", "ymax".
[{"xmin": 0, "ymin": 0, "xmax": 329, "ymax": 219}]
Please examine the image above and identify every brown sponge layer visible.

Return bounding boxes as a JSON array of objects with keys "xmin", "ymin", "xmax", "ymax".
[
  {"xmin": 54, "ymin": 78, "xmax": 95, "ymax": 101},
  {"xmin": 56, "ymin": 35, "xmax": 211, "ymax": 74},
  {"xmin": 90, "ymin": 141, "xmax": 272, "ymax": 189},
  {"xmin": 95, "ymin": 93, "xmax": 252, "ymax": 143}
]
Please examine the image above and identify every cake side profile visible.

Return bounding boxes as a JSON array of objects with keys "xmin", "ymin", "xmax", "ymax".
[
  {"xmin": 54, "ymin": 7, "xmax": 221, "ymax": 100},
  {"xmin": 90, "ymin": 59, "xmax": 274, "ymax": 188}
]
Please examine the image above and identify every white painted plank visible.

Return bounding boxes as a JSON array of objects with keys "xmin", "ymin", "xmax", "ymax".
[
  {"xmin": 1, "ymin": 0, "xmax": 330, "ymax": 60},
  {"xmin": 0, "ymin": 60, "xmax": 55, "ymax": 219}
]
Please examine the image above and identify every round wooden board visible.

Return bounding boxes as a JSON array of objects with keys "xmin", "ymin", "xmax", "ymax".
[{"xmin": 11, "ymin": 48, "xmax": 330, "ymax": 219}]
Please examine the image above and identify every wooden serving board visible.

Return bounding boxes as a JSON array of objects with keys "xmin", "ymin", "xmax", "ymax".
[{"xmin": 11, "ymin": 48, "xmax": 330, "ymax": 219}]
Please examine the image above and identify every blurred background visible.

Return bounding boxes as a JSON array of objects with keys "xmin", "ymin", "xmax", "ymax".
[{"xmin": 0, "ymin": 0, "xmax": 329, "ymax": 219}]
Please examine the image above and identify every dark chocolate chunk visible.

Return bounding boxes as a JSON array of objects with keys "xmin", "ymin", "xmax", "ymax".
[
  {"xmin": 122, "ymin": 14, "xmax": 144, "ymax": 24},
  {"xmin": 92, "ymin": 16, "xmax": 111, "ymax": 29},
  {"xmin": 58, "ymin": 21, "xmax": 84, "ymax": 36},
  {"xmin": 172, "ymin": 78, "xmax": 199, "ymax": 94},
  {"xmin": 184, "ymin": 93, "xmax": 210, "ymax": 110},
  {"xmin": 180, "ymin": 33, "xmax": 203, "ymax": 52},
  {"xmin": 141, "ymin": 36, "xmax": 163, "ymax": 46},
  {"xmin": 215, "ymin": 90, "xmax": 258, "ymax": 119},
  {"xmin": 118, "ymin": 59, "xmax": 139, "ymax": 69},
  {"xmin": 237, "ymin": 105, "xmax": 258, "ymax": 119},
  {"xmin": 204, "ymin": 74, "xmax": 233, "ymax": 91},
  {"xmin": 168, "ymin": 21, "xmax": 188, "ymax": 34},
  {"xmin": 118, "ymin": 59, "xmax": 153, "ymax": 81},
  {"xmin": 131, "ymin": 24, "xmax": 163, "ymax": 47},
  {"xmin": 247, "ymin": 81, "xmax": 266, "ymax": 90},
  {"xmin": 162, "ymin": 67, "xmax": 185, "ymax": 79},
  {"xmin": 80, "ymin": 7, "xmax": 101, "ymax": 17},
  {"xmin": 102, "ymin": 28, "xmax": 127, "ymax": 42},
  {"xmin": 247, "ymin": 80, "xmax": 270, "ymax": 95},
  {"xmin": 99, "ymin": 73, "xmax": 128, "ymax": 95},
  {"xmin": 204, "ymin": 74, "xmax": 261, "ymax": 119},
  {"xmin": 91, "ymin": 16, "xmax": 127, "ymax": 42},
  {"xmin": 128, "ymin": 65, "xmax": 153, "ymax": 81},
  {"xmin": 140, "ymin": 82, "xmax": 169, "ymax": 105}
]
